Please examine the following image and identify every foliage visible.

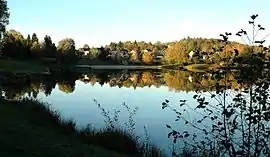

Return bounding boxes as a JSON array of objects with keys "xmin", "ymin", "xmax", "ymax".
[
  {"xmin": 57, "ymin": 38, "xmax": 76, "ymax": 55},
  {"xmin": 92, "ymin": 100, "xmax": 164, "ymax": 156},
  {"xmin": 162, "ymin": 14, "xmax": 270, "ymax": 156},
  {"xmin": 142, "ymin": 50, "xmax": 154, "ymax": 64},
  {"xmin": 0, "ymin": 0, "xmax": 9, "ymax": 39}
]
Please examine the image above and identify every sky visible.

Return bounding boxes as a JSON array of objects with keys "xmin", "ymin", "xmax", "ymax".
[{"xmin": 7, "ymin": 0, "xmax": 270, "ymax": 47}]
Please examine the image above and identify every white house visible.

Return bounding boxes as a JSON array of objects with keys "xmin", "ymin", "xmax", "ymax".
[
  {"xmin": 84, "ymin": 50, "xmax": 90, "ymax": 56},
  {"xmin": 189, "ymin": 51, "xmax": 195, "ymax": 58},
  {"xmin": 84, "ymin": 75, "xmax": 89, "ymax": 80}
]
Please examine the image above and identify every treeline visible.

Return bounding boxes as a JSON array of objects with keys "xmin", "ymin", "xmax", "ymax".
[
  {"xmin": 164, "ymin": 37, "xmax": 269, "ymax": 65},
  {"xmin": 1, "ymin": 30, "xmax": 78, "ymax": 64},
  {"xmin": 2, "ymin": 29, "xmax": 269, "ymax": 67},
  {"xmin": 77, "ymin": 41, "xmax": 169, "ymax": 65},
  {"xmin": 0, "ymin": 29, "xmax": 169, "ymax": 65},
  {"xmin": 76, "ymin": 37, "xmax": 270, "ymax": 66},
  {"xmin": 0, "ymin": 0, "xmax": 270, "ymax": 67}
]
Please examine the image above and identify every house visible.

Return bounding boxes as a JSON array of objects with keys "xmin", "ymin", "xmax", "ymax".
[
  {"xmin": 84, "ymin": 75, "xmax": 89, "ymax": 80},
  {"xmin": 83, "ymin": 45, "xmax": 90, "ymax": 56},
  {"xmin": 154, "ymin": 50, "xmax": 164, "ymax": 62},
  {"xmin": 189, "ymin": 51, "xmax": 195, "ymax": 58},
  {"xmin": 83, "ymin": 50, "xmax": 90, "ymax": 56}
]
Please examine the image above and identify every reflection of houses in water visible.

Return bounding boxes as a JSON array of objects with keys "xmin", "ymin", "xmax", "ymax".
[
  {"xmin": 130, "ymin": 77, "xmax": 135, "ymax": 82},
  {"xmin": 84, "ymin": 75, "xmax": 89, "ymax": 80},
  {"xmin": 188, "ymin": 76, "xmax": 193, "ymax": 82},
  {"xmin": 1, "ymin": 91, "xmax": 5, "ymax": 97}
]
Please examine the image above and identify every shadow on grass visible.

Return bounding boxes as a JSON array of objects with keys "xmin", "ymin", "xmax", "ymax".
[{"xmin": 12, "ymin": 98, "xmax": 163, "ymax": 157}]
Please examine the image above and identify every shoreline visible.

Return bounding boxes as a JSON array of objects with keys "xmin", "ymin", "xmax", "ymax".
[{"xmin": 75, "ymin": 64, "xmax": 163, "ymax": 70}]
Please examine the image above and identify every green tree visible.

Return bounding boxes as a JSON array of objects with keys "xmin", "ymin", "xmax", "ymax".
[
  {"xmin": 57, "ymin": 38, "xmax": 76, "ymax": 55},
  {"xmin": 89, "ymin": 47, "xmax": 100, "ymax": 58},
  {"xmin": 57, "ymin": 38, "xmax": 76, "ymax": 63},
  {"xmin": 30, "ymin": 41, "xmax": 41, "ymax": 57},
  {"xmin": 98, "ymin": 46, "xmax": 109, "ymax": 60},
  {"xmin": 83, "ymin": 44, "xmax": 90, "ymax": 51},
  {"xmin": 31, "ymin": 33, "xmax": 38, "ymax": 43},
  {"xmin": 0, "ymin": 0, "xmax": 9, "ymax": 39},
  {"xmin": 40, "ymin": 35, "xmax": 57, "ymax": 58},
  {"xmin": 2, "ymin": 30, "xmax": 26, "ymax": 58}
]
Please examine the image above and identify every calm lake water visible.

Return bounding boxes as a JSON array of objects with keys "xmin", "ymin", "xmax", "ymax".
[
  {"xmin": 36, "ymin": 80, "xmax": 200, "ymax": 155},
  {"xmin": 13, "ymin": 69, "xmax": 213, "ymax": 155},
  {"xmin": 4, "ymin": 69, "xmax": 268, "ymax": 156}
]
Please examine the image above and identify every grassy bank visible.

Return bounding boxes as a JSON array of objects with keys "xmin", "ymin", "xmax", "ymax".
[
  {"xmin": 0, "ymin": 98, "xmax": 162, "ymax": 157},
  {"xmin": 0, "ymin": 58, "xmax": 47, "ymax": 73}
]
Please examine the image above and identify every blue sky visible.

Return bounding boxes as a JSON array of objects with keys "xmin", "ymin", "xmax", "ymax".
[{"xmin": 7, "ymin": 0, "xmax": 270, "ymax": 47}]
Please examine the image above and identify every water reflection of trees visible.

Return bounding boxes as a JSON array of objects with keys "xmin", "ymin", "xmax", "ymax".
[
  {"xmin": 80, "ymin": 70, "xmax": 248, "ymax": 92},
  {"xmin": 162, "ymin": 68, "xmax": 270, "ymax": 156},
  {"xmin": 0, "ymin": 69, "xmax": 259, "ymax": 100},
  {"xmin": 0, "ymin": 72, "xmax": 78, "ymax": 100}
]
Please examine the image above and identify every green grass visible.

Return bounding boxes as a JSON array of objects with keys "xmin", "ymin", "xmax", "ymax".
[
  {"xmin": 0, "ymin": 98, "xmax": 129, "ymax": 157},
  {"xmin": 0, "ymin": 98, "xmax": 163, "ymax": 157},
  {"xmin": 0, "ymin": 58, "xmax": 47, "ymax": 73}
]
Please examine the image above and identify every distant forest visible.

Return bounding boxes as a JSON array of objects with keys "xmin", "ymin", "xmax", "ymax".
[
  {"xmin": 2, "ymin": 29, "xmax": 269, "ymax": 66},
  {"xmin": 0, "ymin": 0, "xmax": 269, "ymax": 66}
]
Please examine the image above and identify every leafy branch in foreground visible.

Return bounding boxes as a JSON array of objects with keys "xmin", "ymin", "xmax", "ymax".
[{"xmin": 162, "ymin": 14, "xmax": 270, "ymax": 157}]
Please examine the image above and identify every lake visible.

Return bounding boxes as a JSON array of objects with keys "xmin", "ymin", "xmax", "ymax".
[{"xmin": 2, "ymin": 69, "xmax": 270, "ymax": 156}]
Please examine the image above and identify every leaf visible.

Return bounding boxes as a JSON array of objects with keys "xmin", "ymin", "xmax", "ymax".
[
  {"xmin": 162, "ymin": 102, "xmax": 166, "ymax": 106},
  {"xmin": 168, "ymin": 132, "xmax": 172, "ymax": 138},
  {"xmin": 176, "ymin": 112, "xmax": 182, "ymax": 115},
  {"xmin": 185, "ymin": 121, "xmax": 189, "ymax": 124},
  {"xmin": 211, "ymin": 94, "xmax": 216, "ymax": 98},
  {"xmin": 180, "ymin": 103, "xmax": 185, "ymax": 107},
  {"xmin": 165, "ymin": 99, "xmax": 169, "ymax": 103},
  {"xmin": 184, "ymin": 133, "xmax": 190, "ymax": 137},
  {"xmin": 193, "ymin": 95, "xmax": 198, "ymax": 99},
  {"xmin": 166, "ymin": 125, "xmax": 171, "ymax": 129}
]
